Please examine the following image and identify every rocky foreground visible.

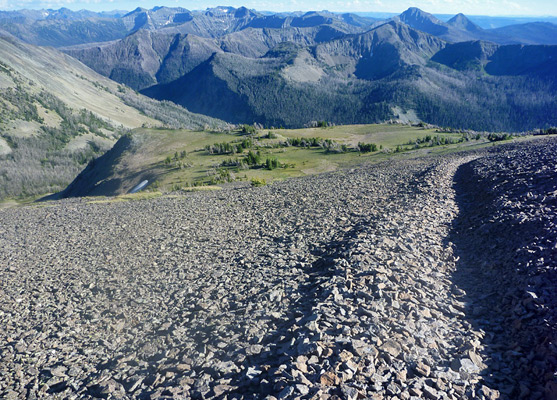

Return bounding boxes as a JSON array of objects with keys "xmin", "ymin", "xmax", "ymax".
[{"xmin": 0, "ymin": 137, "xmax": 555, "ymax": 400}]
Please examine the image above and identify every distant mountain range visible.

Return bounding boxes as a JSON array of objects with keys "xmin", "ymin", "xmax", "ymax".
[
  {"xmin": 0, "ymin": 6, "xmax": 377, "ymax": 47},
  {"xmin": 1, "ymin": 6, "xmax": 556, "ymax": 132},
  {"xmin": 1, "ymin": 6, "xmax": 556, "ymax": 47}
]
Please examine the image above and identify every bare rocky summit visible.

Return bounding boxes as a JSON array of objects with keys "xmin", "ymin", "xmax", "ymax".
[{"xmin": 0, "ymin": 138, "xmax": 555, "ymax": 399}]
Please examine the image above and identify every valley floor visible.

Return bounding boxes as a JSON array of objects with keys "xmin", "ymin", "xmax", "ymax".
[{"xmin": 0, "ymin": 138, "xmax": 555, "ymax": 399}]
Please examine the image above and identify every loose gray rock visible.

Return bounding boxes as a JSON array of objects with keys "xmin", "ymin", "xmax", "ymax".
[{"xmin": 0, "ymin": 137, "xmax": 555, "ymax": 399}]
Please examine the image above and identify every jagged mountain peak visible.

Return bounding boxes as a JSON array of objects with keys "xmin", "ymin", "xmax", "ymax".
[
  {"xmin": 124, "ymin": 7, "xmax": 147, "ymax": 17},
  {"xmin": 448, "ymin": 13, "xmax": 482, "ymax": 32},
  {"xmin": 399, "ymin": 7, "xmax": 442, "ymax": 23},
  {"xmin": 396, "ymin": 7, "xmax": 449, "ymax": 36}
]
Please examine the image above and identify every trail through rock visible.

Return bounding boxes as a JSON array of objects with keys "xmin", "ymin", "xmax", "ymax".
[{"xmin": 0, "ymin": 137, "xmax": 555, "ymax": 399}]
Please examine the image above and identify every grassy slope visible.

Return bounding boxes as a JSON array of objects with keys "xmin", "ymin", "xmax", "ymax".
[
  {"xmin": 0, "ymin": 34, "xmax": 229, "ymax": 201},
  {"xmin": 0, "ymin": 35, "xmax": 159, "ymax": 129},
  {"xmin": 62, "ymin": 123, "xmax": 496, "ymax": 198}
]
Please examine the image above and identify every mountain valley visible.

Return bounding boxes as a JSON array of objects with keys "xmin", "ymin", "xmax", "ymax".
[
  {"xmin": 44, "ymin": 7, "xmax": 557, "ymax": 131},
  {"xmin": 0, "ymin": 4, "xmax": 556, "ymax": 400}
]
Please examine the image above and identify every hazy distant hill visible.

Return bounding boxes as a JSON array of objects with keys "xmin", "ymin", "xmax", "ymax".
[
  {"xmin": 0, "ymin": 8, "xmax": 130, "ymax": 46},
  {"xmin": 457, "ymin": 15, "xmax": 557, "ymax": 29},
  {"xmin": 491, "ymin": 22, "xmax": 557, "ymax": 45}
]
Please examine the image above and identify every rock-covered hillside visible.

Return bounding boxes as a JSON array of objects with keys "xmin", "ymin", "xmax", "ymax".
[{"xmin": 0, "ymin": 137, "xmax": 555, "ymax": 399}]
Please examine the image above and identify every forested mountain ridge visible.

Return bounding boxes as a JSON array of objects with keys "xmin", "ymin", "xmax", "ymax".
[
  {"xmin": 32, "ymin": 6, "xmax": 553, "ymax": 132},
  {"xmin": 62, "ymin": 24, "xmax": 362, "ymax": 91},
  {"xmin": 139, "ymin": 20, "xmax": 557, "ymax": 131},
  {"xmin": 1, "ymin": 6, "xmax": 556, "ymax": 143}
]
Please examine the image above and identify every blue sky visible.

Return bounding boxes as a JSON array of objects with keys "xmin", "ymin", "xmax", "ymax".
[{"xmin": 0, "ymin": 1, "xmax": 556, "ymax": 16}]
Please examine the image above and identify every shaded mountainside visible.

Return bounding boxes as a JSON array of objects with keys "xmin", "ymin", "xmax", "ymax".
[
  {"xmin": 0, "ymin": 33, "xmax": 227, "ymax": 200},
  {"xmin": 59, "ymin": 133, "xmax": 165, "ymax": 198},
  {"xmin": 141, "ymin": 21, "xmax": 557, "ymax": 131},
  {"xmin": 63, "ymin": 30, "xmax": 223, "ymax": 90},
  {"xmin": 430, "ymin": 41, "xmax": 498, "ymax": 71},
  {"xmin": 62, "ymin": 24, "xmax": 360, "ymax": 91},
  {"xmin": 141, "ymin": 49, "xmax": 392, "ymax": 128},
  {"xmin": 433, "ymin": 41, "xmax": 557, "ymax": 77}
]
